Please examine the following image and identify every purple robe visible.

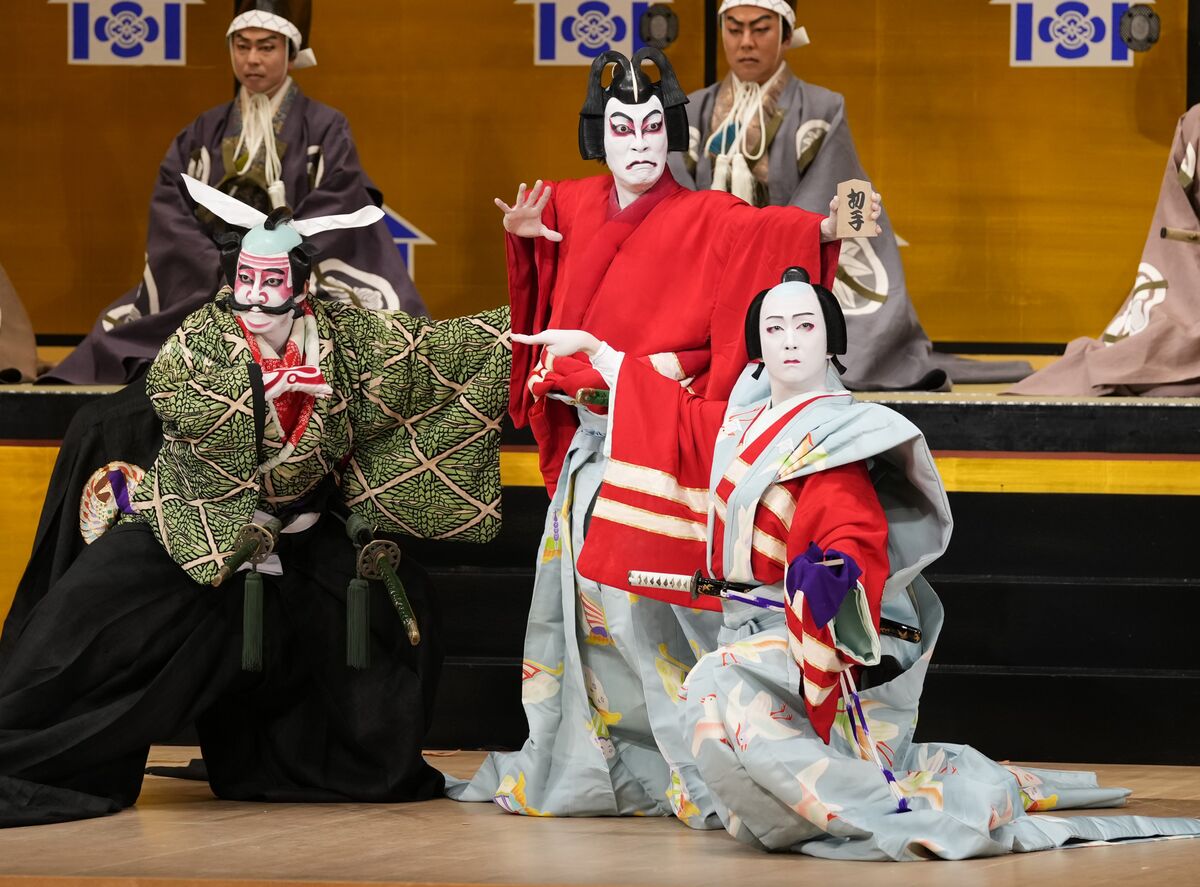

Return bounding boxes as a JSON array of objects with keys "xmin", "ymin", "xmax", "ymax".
[{"xmin": 46, "ymin": 82, "xmax": 425, "ymax": 384}]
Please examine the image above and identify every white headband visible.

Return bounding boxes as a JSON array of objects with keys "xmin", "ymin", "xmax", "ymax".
[
  {"xmin": 717, "ymin": 0, "xmax": 810, "ymax": 48},
  {"xmin": 227, "ymin": 10, "xmax": 317, "ymax": 69}
]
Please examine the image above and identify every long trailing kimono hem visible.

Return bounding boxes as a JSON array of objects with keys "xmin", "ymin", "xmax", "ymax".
[{"xmin": 584, "ymin": 359, "xmax": 1200, "ymax": 858}]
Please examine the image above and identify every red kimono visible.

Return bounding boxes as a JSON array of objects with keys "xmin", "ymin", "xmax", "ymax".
[
  {"xmin": 580, "ymin": 360, "xmax": 889, "ymax": 741},
  {"xmin": 507, "ymin": 173, "xmax": 839, "ymax": 493}
]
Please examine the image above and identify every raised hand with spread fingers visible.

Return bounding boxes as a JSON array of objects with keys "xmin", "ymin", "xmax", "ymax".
[{"xmin": 495, "ymin": 180, "xmax": 564, "ymax": 242}]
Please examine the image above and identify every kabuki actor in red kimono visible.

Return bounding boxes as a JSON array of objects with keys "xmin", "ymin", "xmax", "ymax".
[
  {"xmin": 517, "ymin": 268, "xmax": 1200, "ymax": 858},
  {"xmin": 448, "ymin": 48, "xmax": 880, "ymax": 817}
]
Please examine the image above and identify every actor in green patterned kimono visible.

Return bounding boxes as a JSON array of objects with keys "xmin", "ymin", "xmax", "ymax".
[{"xmin": 0, "ymin": 181, "xmax": 510, "ymax": 827}]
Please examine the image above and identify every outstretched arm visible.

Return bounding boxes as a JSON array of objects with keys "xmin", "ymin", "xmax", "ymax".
[
  {"xmin": 495, "ymin": 180, "xmax": 564, "ymax": 242},
  {"xmin": 512, "ymin": 329, "xmax": 603, "ymax": 359}
]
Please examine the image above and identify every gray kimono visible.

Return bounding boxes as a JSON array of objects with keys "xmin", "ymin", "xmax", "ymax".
[
  {"xmin": 1011, "ymin": 104, "xmax": 1200, "ymax": 395},
  {"xmin": 0, "ymin": 261, "xmax": 36, "ymax": 383},
  {"xmin": 668, "ymin": 67, "xmax": 1030, "ymax": 390}
]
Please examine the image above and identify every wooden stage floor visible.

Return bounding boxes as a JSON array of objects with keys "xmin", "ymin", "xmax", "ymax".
[{"xmin": 0, "ymin": 749, "xmax": 1196, "ymax": 887}]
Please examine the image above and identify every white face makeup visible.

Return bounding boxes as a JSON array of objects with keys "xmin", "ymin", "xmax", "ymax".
[
  {"xmin": 603, "ymin": 94, "xmax": 668, "ymax": 208},
  {"xmin": 232, "ymin": 250, "xmax": 300, "ymax": 351},
  {"xmin": 759, "ymin": 283, "xmax": 830, "ymax": 401}
]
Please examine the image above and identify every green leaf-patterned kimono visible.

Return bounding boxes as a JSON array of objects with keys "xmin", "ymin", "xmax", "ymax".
[
  {"xmin": 0, "ymin": 295, "xmax": 511, "ymax": 828},
  {"xmin": 136, "ymin": 294, "xmax": 511, "ymax": 582}
]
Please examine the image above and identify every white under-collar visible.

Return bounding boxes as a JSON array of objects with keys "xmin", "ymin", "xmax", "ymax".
[{"xmin": 743, "ymin": 387, "xmax": 830, "ymax": 447}]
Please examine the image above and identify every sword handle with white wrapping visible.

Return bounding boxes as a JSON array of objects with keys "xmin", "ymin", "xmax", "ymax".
[
  {"xmin": 627, "ymin": 570, "xmax": 697, "ymax": 594},
  {"xmin": 627, "ymin": 569, "xmax": 784, "ymax": 610},
  {"xmin": 627, "ymin": 569, "xmax": 921, "ymax": 643}
]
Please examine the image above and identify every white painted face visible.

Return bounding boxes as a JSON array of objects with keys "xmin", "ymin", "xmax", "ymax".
[
  {"xmin": 603, "ymin": 94, "xmax": 668, "ymax": 199},
  {"xmin": 758, "ymin": 283, "xmax": 830, "ymax": 399},
  {"xmin": 232, "ymin": 249, "xmax": 299, "ymax": 349}
]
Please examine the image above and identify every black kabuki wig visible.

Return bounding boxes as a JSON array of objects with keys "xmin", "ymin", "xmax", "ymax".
[
  {"xmin": 744, "ymin": 267, "xmax": 849, "ymax": 374},
  {"xmin": 578, "ymin": 47, "xmax": 690, "ymax": 161},
  {"xmin": 217, "ymin": 206, "xmax": 320, "ymax": 318}
]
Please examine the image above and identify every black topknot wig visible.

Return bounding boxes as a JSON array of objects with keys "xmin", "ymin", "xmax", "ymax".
[
  {"xmin": 744, "ymin": 267, "xmax": 849, "ymax": 375},
  {"xmin": 578, "ymin": 47, "xmax": 689, "ymax": 161}
]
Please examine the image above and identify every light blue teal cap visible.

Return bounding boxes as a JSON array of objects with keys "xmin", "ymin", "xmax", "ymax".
[{"xmin": 240, "ymin": 221, "xmax": 303, "ymax": 257}]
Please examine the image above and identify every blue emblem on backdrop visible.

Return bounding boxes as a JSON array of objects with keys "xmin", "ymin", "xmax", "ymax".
[
  {"xmin": 991, "ymin": 0, "xmax": 1154, "ymax": 66},
  {"xmin": 516, "ymin": 0, "xmax": 674, "ymax": 65},
  {"xmin": 382, "ymin": 207, "xmax": 435, "ymax": 280},
  {"xmin": 49, "ymin": 0, "xmax": 204, "ymax": 66}
]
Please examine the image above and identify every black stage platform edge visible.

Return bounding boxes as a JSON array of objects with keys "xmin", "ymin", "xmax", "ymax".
[
  {"xmin": 30, "ymin": 336, "xmax": 1069, "ymax": 354},
  {"xmin": 0, "ymin": 390, "xmax": 107, "ymax": 441},
  {"xmin": 426, "ymin": 658, "xmax": 1200, "ymax": 766},
  {"xmin": 34, "ymin": 334, "xmax": 85, "ymax": 346},
  {"xmin": 871, "ymin": 399, "xmax": 1200, "ymax": 453},
  {"xmin": 476, "ymin": 400, "xmax": 1200, "ymax": 454},
  {"xmin": 933, "ymin": 341, "xmax": 1066, "ymax": 355},
  {"xmin": 8, "ymin": 389, "xmax": 1199, "ymax": 454}
]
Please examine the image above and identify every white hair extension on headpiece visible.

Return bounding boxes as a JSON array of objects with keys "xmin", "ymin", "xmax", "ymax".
[{"xmin": 182, "ymin": 174, "xmax": 383, "ymax": 235}]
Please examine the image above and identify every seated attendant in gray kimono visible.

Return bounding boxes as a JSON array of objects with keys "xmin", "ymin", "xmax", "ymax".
[
  {"xmin": 520, "ymin": 268, "xmax": 1200, "ymax": 859},
  {"xmin": 0, "ymin": 261, "xmax": 36, "ymax": 382},
  {"xmin": 1011, "ymin": 102, "xmax": 1200, "ymax": 396},
  {"xmin": 667, "ymin": 1, "xmax": 1030, "ymax": 390},
  {"xmin": 47, "ymin": 0, "xmax": 424, "ymax": 384},
  {"xmin": 0, "ymin": 179, "xmax": 510, "ymax": 828}
]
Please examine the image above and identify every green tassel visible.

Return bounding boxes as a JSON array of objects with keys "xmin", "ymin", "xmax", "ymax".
[
  {"xmin": 242, "ymin": 570, "xmax": 264, "ymax": 672},
  {"xmin": 346, "ymin": 578, "xmax": 371, "ymax": 669}
]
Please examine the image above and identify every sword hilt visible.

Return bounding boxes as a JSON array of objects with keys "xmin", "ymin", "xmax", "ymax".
[
  {"xmin": 378, "ymin": 557, "xmax": 420, "ymax": 647},
  {"xmin": 880, "ymin": 618, "xmax": 921, "ymax": 644},
  {"xmin": 211, "ymin": 518, "xmax": 282, "ymax": 587},
  {"xmin": 357, "ymin": 538, "xmax": 420, "ymax": 646},
  {"xmin": 627, "ymin": 570, "xmax": 697, "ymax": 594},
  {"xmin": 575, "ymin": 388, "xmax": 610, "ymax": 408},
  {"xmin": 628, "ymin": 568, "xmax": 921, "ymax": 643}
]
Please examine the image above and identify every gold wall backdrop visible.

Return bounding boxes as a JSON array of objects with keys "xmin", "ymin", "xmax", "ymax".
[{"xmin": 0, "ymin": 0, "xmax": 1186, "ymax": 344}]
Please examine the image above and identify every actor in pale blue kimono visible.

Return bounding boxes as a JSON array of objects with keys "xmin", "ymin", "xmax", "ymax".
[
  {"xmin": 672, "ymin": 371, "xmax": 1200, "ymax": 859},
  {"xmin": 521, "ymin": 268, "xmax": 1200, "ymax": 858}
]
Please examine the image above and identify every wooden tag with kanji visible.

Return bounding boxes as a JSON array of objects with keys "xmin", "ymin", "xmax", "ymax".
[{"xmin": 836, "ymin": 179, "xmax": 875, "ymax": 239}]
